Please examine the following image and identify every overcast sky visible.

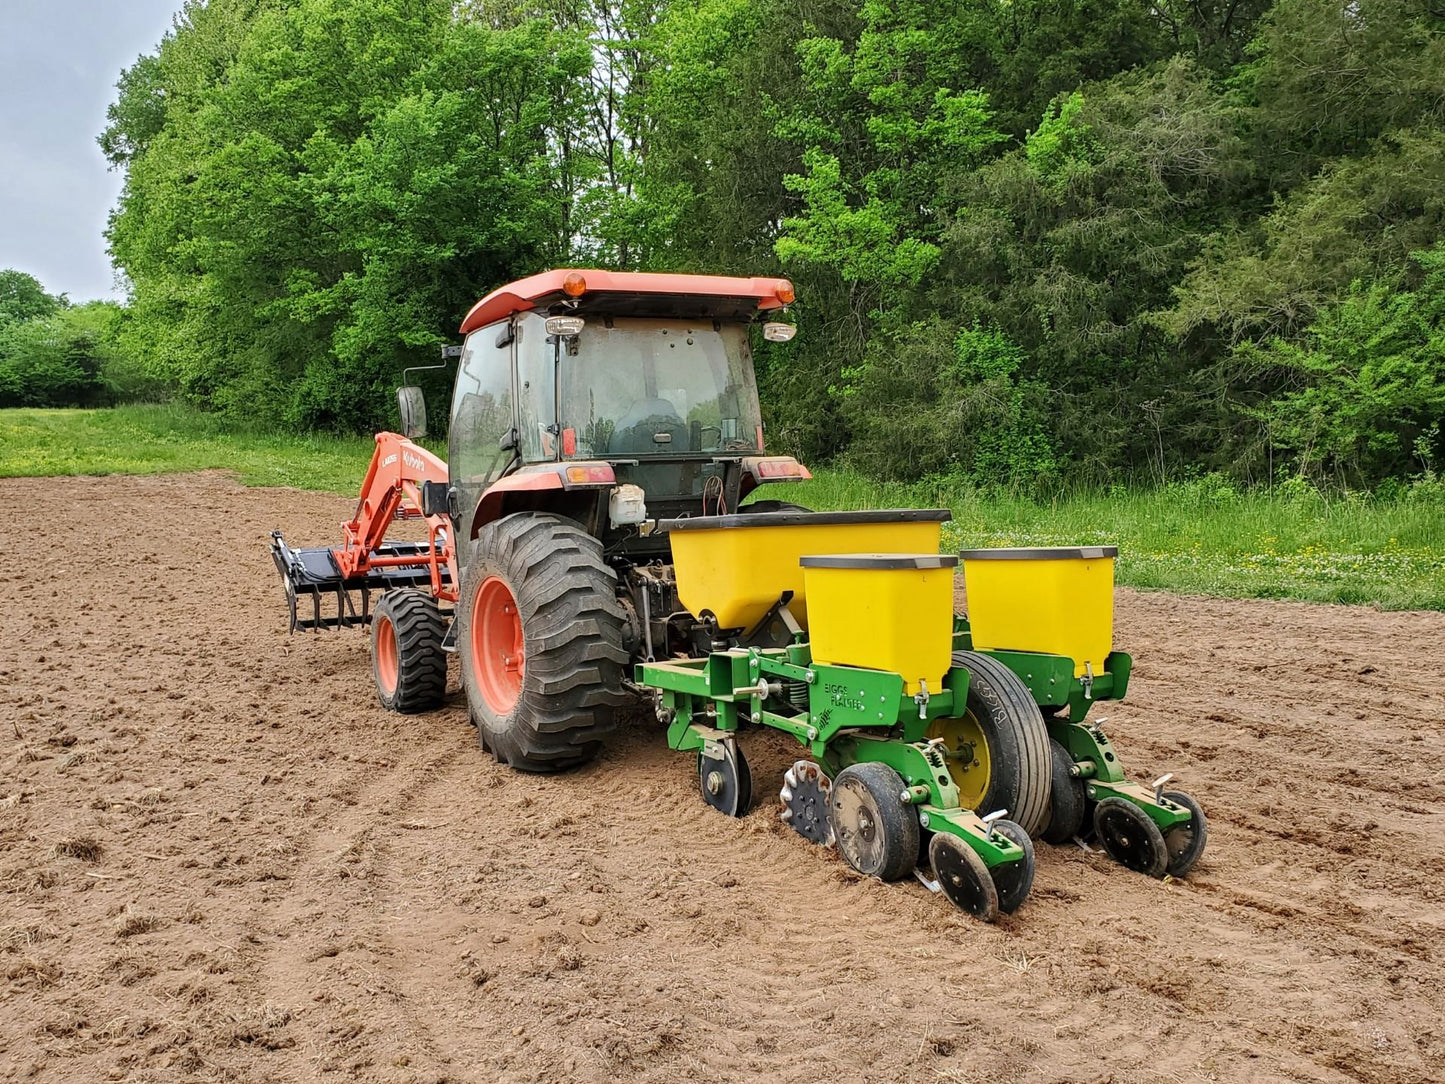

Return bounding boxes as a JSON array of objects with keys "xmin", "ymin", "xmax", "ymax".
[{"xmin": 1, "ymin": 0, "xmax": 182, "ymax": 303}]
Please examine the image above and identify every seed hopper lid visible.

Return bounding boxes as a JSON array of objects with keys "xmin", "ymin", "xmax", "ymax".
[
  {"xmin": 661, "ymin": 508, "xmax": 951, "ymax": 531},
  {"xmin": 799, "ymin": 553, "xmax": 959, "ymax": 570},
  {"xmin": 957, "ymin": 546, "xmax": 1118, "ymax": 560}
]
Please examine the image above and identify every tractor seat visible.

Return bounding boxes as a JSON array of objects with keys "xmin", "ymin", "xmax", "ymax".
[
  {"xmin": 616, "ymin": 397, "xmax": 682, "ymax": 429},
  {"xmin": 610, "ymin": 398, "xmax": 688, "ymax": 453}
]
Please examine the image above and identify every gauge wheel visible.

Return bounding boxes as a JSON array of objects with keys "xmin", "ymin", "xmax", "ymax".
[
  {"xmin": 929, "ymin": 833, "xmax": 999, "ymax": 922},
  {"xmin": 1161, "ymin": 790, "xmax": 1208, "ymax": 878},
  {"xmin": 989, "ymin": 818, "xmax": 1036, "ymax": 915},
  {"xmin": 1094, "ymin": 797, "xmax": 1168, "ymax": 877},
  {"xmin": 829, "ymin": 762, "xmax": 920, "ymax": 882},
  {"xmin": 1040, "ymin": 740, "xmax": 1088, "ymax": 844}
]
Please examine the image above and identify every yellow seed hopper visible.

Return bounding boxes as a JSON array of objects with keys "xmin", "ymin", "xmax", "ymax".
[{"xmin": 662, "ymin": 509, "xmax": 951, "ymax": 630}]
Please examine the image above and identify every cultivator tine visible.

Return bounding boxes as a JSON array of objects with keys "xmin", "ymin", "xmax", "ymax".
[{"xmin": 269, "ymin": 530, "xmax": 445, "ymax": 633}]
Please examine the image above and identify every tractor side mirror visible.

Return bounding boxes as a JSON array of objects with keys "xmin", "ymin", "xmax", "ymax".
[{"xmin": 397, "ymin": 385, "xmax": 427, "ymax": 440}]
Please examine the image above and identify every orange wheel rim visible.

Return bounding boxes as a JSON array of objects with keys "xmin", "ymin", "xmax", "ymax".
[
  {"xmin": 375, "ymin": 615, "xmax": 399, "ymax": 695},
  {"xmin": 471, "ymin": 576, "xmax": 523, "ymax": 714}
]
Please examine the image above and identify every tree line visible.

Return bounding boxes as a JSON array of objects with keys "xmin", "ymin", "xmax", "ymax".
[
  {"xmin": 0, "ymin": 270, "xmax": 160, "ymax": 408},
  {"xmin": 95, "ymin": 0, "xmax": 1445, "ymax": 490}
]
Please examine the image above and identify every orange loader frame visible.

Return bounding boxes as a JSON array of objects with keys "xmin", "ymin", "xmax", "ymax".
[{"xmin": 335, "ymin": 432, "xmax": 459, "ymax": 603}]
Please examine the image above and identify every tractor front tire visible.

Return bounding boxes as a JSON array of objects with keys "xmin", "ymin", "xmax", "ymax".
[
  {"xmin": 459, "ymin": 513, "xmax": 631, "ymax": 772},
  {"xmin": 371, "ymin": 588, "xmax": 448, "ymax": 714}
]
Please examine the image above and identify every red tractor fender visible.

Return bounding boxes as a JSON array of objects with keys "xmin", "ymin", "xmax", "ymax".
[{"xmin": 466, "ymin": 462, "xmax": 617, "ymax": 540}]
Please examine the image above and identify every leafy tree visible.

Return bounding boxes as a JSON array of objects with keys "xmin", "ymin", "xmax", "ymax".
[
  {"xmin": 1244, "ymin": 245, "xmax": 1445, "ymax": 483},
  {"xmin": 0, "ymin": 270, "xmax": 63, "ymax": 326},
  {"xmin": 105, "ymin": 0, "xmax": 592, "ymax": 429},
  {"xmin": 92, "ymin": 0, "xmax": 1445, "ymax": 491},
  {"xmin": 0, "ymin": 303, "xmax": 126, "ymax": 408}
]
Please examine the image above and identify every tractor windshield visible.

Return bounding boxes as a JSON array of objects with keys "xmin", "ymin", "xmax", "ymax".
[{"xmin": 557, "ymin": 318, "xmax": 763, "ymax": 458}]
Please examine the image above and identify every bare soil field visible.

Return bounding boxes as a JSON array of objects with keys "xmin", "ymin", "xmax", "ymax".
[{"xmin": 2, "ymin": 472, "xmax": 1443, "ymax": 1084}]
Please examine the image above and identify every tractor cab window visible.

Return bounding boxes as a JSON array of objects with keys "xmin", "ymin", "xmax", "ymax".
[
  {"xmin": 557, "ymin": 318, "xmax": 763, "ymax": 458},
  {"xmin": 450, "ymin": 326, "xmax": 516, "ymax": 515},
  {"xmin": 515, "ymin": 312, "xmax": 557, "ymax": 461}
]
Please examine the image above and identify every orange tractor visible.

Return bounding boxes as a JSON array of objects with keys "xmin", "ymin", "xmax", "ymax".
[{"xmin": 272, "ymin": 270, "xmax": 817, "ymax": 768}]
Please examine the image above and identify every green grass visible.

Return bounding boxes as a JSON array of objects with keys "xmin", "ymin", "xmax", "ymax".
[
  {"xmin": 4, "ymin": 406, "xmax": 1443, "ymax": 609},
  {"xmin": 0, "ymin": 404, "xmax": 381, "ymax": 493},
  {"xmin": 764, "ymin": 469, "xmax": 1445, "ymax": 611}
]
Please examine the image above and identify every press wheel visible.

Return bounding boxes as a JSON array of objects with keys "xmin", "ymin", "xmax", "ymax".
[
  {"xmin": 698, "ymin": 741, "xmax": 752, "ymax": 818},
  {"xmin": 829, "ymin": 762, "xmax": 919, "ymax": 881},
  {"xmin": 929, "ymin": 834, "xmax": 999, "ymax": 922},
  {"xmin": 1094, "ymin": 797, "xmax": 1168, "ymax": 876},
  {"xmin": 1161, "ymin": 790, "xmax": 1207, "ymax": 877},
  {"xmin": 989, "ymin": 819, "xmax": 1035, "ymax": 915}
]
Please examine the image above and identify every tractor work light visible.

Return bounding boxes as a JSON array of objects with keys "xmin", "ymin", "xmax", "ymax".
[
  {"xmin": 545, "ymin": 315, "xmax": 586, "ymax": 337},
  {"xmin": 762, "ymin": 321, "xmax": 796, "ymax": 343}
]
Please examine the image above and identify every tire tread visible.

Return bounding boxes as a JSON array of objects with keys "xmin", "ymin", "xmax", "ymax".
[
  {"xmin": 460, "ymin": 513, "xmax": 630, "ymax": 771},
  {"xmin": 952, "ymin": 650, "xmax": 1052, "ymax": 836}
]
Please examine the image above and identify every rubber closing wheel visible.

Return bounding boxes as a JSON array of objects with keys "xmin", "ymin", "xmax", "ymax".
[
  {"xmin": 1161, "ymin": 790, "xmax": 1208, "ymax": 877},
  {"xmin": 1094, "ymin": 797, "xmax": 1168, "ymax": 876},
  {"xmin": 698, "ymin": 741, "xmax": 752, "ymax": 818},
  {"xmin": 929, "ymin": 834, "xmax": 999, "ymax": 922},
  {"xmin": 989, "ymin": 819, "xmax": 1035, "ymax": 915},
  {"xmin": 1041, "ymin": 739, "xmax": 1087, "ymax": 844},
  {"xmin": 829, "ymin": 762, "xmax": 919, "ymax": 882}
]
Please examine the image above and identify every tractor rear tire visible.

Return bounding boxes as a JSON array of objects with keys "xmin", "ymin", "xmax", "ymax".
[
  {"xmin": 740, "ymin": 500, "xmax": 812, "ymax": 514},
  {"xmin": 946, "ymin": 651, "xmax": 1052, "ymax": 836},
  {"xmin": 371, "ymin": 589, "xmax": 448, "ymax": 714},
  {"xmin": 459, "ymin": 513, "xmax": 631, "ymax": 772}
]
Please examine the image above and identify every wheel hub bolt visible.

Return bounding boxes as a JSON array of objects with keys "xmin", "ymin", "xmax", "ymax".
[{"xmin": 706, "ymin": 770, "xmax": 724, "ymax": 795}]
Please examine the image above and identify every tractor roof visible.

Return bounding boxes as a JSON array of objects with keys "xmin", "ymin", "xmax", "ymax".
[{"xmin": 458, "ymin": 269, "xmax": 793, "ymax": 334}]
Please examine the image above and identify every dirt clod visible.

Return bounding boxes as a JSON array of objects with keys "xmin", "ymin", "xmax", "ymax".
[{"xmin": 52, "ymin": 836, "xmax": 103, "ymax": 862}]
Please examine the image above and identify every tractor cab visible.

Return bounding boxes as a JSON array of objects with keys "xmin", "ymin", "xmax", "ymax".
[{"xmin": 439, "ymin": 270, "xmax": 806, "ymax": 549}]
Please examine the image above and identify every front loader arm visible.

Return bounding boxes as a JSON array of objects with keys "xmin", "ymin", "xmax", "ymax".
[{"xmin": 334, "ymin": 432, "xmax": 458, "ymax": 603}]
